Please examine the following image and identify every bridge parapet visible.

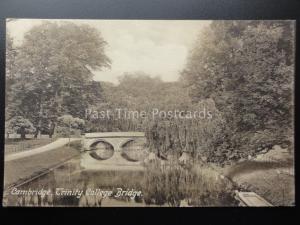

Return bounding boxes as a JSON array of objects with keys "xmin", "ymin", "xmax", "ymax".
[
  {"xmin": 83, "ymin": 132, "xmax": 145, "ymax": 151},
  {"xmin": 85, "ymin": 132, "xmax": 145, "ymax": 138}
]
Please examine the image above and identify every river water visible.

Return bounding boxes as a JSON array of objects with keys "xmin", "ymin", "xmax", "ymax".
[
  {"xmin": 3, "ymin": 138, "xmax": 238, "ymax": 207},
  {"xmin": 4, "ymin": 156, "xmax": 152, "ymax": 207}
]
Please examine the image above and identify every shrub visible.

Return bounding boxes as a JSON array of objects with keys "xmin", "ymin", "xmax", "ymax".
[
  {"xmin": 56, "ymin": 115, "xmax": 85, "ymax": 137},
  {"xmin": 55, "ymin": 126, "xmax": 82, "ymax": 138},
  {"xmin": 69, "ymin": 140, "xmax": 83, "ymax": 151},
  {"xmin": 6, "ymin": 116, "xmax": 36, "ymax": 139}
]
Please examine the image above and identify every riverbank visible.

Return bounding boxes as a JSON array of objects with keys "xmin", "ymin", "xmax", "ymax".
[{"xmin": 223, "ymin": 147, "xmax": 294, "ymax": 206}]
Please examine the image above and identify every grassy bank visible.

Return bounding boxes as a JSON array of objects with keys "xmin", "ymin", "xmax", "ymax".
[
  {"xmin": 224, "ymin": 157, "xmax": 294, "ymax": 206},
  {"xmin": 4, "ymin": 143, "xmax": 81, "ymax": 188}
]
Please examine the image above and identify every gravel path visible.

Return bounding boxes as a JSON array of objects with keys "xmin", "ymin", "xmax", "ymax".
[{"xmin": 5, "ymin": 138, "xmax": 81, "ymax": 162}]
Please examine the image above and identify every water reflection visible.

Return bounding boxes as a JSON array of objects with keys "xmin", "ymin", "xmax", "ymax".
[
  {"xmin": 4, "ymin": 157, "xmax": 146, "ymax": 207},
  {"xmin": 121, "ymin": 139, "xmax": 148, "ymax": 162},
  {"xmin": 3, "ymin": 141, "xmax": 238, "ymax": 207},
  {"xmin": 89, "ymin": 141, "xmax": 114, "ymax": 160}
]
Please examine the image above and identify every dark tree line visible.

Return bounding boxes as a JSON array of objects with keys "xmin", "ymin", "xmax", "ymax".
[
  {"xmin": 89, "ymin": 21, "xmax": 294, "ymax": 164},
  {"xmin": 180, "ymin": 21, "xmax": 294, "ymax": 162},
  {"xmin": 98, "ymin": 21, "xmax": 295, "ymax": 164}
]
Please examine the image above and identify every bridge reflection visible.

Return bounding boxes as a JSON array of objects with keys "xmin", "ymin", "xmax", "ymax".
[{"xmin": 89, "ymin": 141, "xmax": 114, "ymax": 160}]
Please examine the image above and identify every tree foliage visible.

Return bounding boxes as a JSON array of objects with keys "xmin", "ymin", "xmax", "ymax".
[
  {"xmin": 6, "ymin": 21, "xmax": 110, "ymax": 134},
  {"xmin": 6, "ymin": 116, "xmax": 36, "ymax": 139},
  {"xmin": 181, "ymin": 21, "xmax": 294, "ymax": 161},
  {"xmin": 5, "ymin": 21, "xmax": 294, "ymax": 164},
  {"xmin": 56, "ymin": 114, "xmax": 85, "ymax": 137}
]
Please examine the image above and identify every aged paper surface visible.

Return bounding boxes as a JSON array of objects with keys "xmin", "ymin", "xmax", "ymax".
[{"xmin": 3, "ymin": 19, "xmax": 295, "ymax": 207}]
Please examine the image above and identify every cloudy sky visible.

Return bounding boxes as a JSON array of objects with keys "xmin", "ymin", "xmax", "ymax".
[{"xmin": 7, "ymin": 19, "xmax": 210, "ymax": 84}]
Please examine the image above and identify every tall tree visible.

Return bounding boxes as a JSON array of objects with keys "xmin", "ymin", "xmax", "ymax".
[
  {"xmin": 181, "ymin": 21, "xmax": 294, "ymax": 156},
  {"xmin": 8, "ymin": 21, "xmax": 111, "ymax": 136},
  {"xmin": 5, "ymin": 32, "xmax": 19, "ymax": 121}
]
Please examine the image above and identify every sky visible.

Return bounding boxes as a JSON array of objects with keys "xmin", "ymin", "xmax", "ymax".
[{"xmin": 7, "ymin": 19, "xmax": 210, "ymax": 84}]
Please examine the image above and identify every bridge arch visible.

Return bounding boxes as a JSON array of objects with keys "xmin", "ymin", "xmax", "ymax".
[
  {"xmin": 121, "ymin": 138, "xmax": 148, "ymax": 162},
  {"xmin": 119, "ymin": 138, "xmax": 136, "ymax": 148},
  {"xmin": 88, "ymin": 139, "xmax": 114, "ymax": 160},
  {"xmin": 81, "ymin": 132, "xmax": 147, "ymax": 170}
]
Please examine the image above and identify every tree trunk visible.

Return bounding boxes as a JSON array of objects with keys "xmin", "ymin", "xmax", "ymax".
[
  {"xmin": 34, "ymin": 128, "xmax": 38, "ymax": 138},
  {"xmin": 20, "ymin": 127, "xmax": 26, "ymax": 139},
  {"xmin": 37, "ymin": 123, "xmax": 42, "ymax": 139},
  {"xmin": 49, "ymin": 121, "xmax": 56, "ymax": 138},
  {"xmin": 36, "ymin": 97, "xmax": 43, "ymax": 139},
  {"xmin": 34, "ymin": 127, "xmax": 41, "ymax": 138},
  {"xmin": 68, "ymin": 122, "xmax": 71, "ymax": 146}
]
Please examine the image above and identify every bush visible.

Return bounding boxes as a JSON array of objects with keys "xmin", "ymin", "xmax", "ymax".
[
  {"xmin": 56, "ymin": 115, "xmax": 85, "ymax": 137},
  {"xmin": 55, "ymin": 126, "xmax": 82, "ymax": 138},
  {"xmin": 206, "ymin": 129, "xmax": 291, "ymax": 165},
  {"xmin": 69, "ymin": 140, "xmax": 83, "ymax": 151},
  {"xmin": 6, "ymin": 116, "xmax": 36, "ymax": 139}
]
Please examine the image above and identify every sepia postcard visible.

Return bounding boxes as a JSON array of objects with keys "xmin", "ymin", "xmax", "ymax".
[{"xmin": 3, "ymin": 19, "xmax": 295, "ymax": 207}]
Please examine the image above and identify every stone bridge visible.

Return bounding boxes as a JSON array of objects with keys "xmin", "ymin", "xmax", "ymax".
[{"xmin": 81, "ymin": 132, "xmax": 148, "ymax": 170}]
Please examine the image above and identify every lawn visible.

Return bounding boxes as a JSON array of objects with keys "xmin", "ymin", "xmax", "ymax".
[
  {"xmin": 4, "ymin": 143, "xmax": 81, "ymax": 188},
  {"xmin": 223, "ymin": 148, "xmax": 295, "ymax": 206}
]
